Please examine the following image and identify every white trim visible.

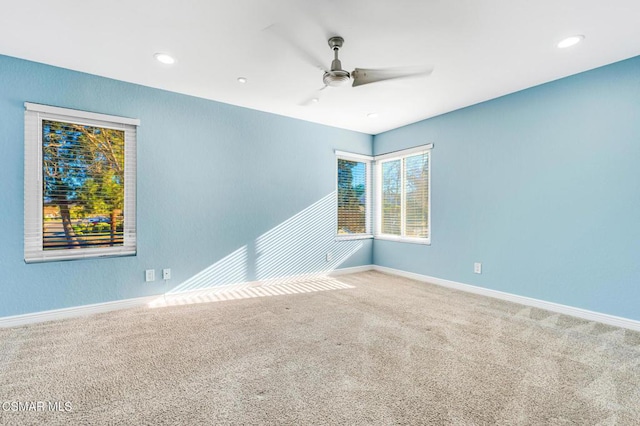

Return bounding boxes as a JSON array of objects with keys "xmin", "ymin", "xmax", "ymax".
[
  {"xmin": 375, "ymin": 235, "xmax": 431, "ymax": 245},
  {"xmin": 373, "ymin": 265, "xmax": 640, "ymax": 332},
  {"xmin": 25, "ymin": 102, "xmax": 141, "ymax": 126},
  {"xmin": 365, "ymin": 155, "xmax": 373, "ymax": 233},
  {"xmin": 335, "ymin": 235, "xmax": 373, "ymax": 241},
  {"xmin": 374, "ymin": 143, "xmax": 433, "ymax": 161},
  {"xmin": 0, "ymin": 295, "xmax": 158, "ymax": 328},
  {"xmin": 427, "ymin": 147, "xmax": 432, "ymax": 243},
  {"xmin": 24, "ymin": 105, "xmax": 138, "ymax": 263},
  {"xmin": 328, "ymin": 265, "xmax": 374, "ymax": 276},
  {"xmin": 374, "ymin": 147, "xmax": 431, "ymax": 244},
  {"xmin": 334, "ymin": 150, "xmax": 374, "ymax": 161},
  {"xmin": 0, "ymin": 266, "xmax": 374, "ymax": 328},
  {"xmin": 24, "ymin": 251, "xmax": 137, "ymax": 264},
  {"xmin": 373, "ymin": 158, "xmax": 382, "ymax": 235},
  {"xmin": 335, "ymin": 152, "xmax": 373, "ymax": 237},
  {"xmin": 6, "ymin": 264, "xmax": 637, "ymax": 332},
  {"xmin": 400, "ymin": 157, "xmax": 406, "ymax": 235}
]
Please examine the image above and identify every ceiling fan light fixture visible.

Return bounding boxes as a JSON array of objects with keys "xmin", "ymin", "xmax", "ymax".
[
  {"xmin": 323, "ymin": 70, "xmax": 351, "ymax": 87},
  {"xmin": 557, "ymin": 35, "xmax": 585, "ymax": 49},
  {"xmin": 154, "ymin": 52, "xmax": 175, "ymax": 64}
]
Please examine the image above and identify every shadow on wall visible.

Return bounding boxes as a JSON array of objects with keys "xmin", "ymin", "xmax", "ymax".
[{"xmin": 162, "ymin": 192, "xmax": 364, "ymax": 296}]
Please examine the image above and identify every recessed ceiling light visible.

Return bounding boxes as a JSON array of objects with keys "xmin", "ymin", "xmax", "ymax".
[
  {"xmin": 557, "ymin": 35, "xmax": 585, "ymax": 49},
  {"xmin": 237, "ymin": 77, "xmax": 247, "ymax": 83},
  {"xmin": 154, "ymin": 53, "xmax": 175, "ymax": 64},
  {"xmin": 367, "ymin": 112, "xmax": 379, "ymax": 118},
  {"xmin": 311, "ymin": 98, "xmax": 319, "ymax": 103}
]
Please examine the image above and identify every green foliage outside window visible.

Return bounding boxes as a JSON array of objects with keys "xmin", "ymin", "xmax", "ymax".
[
  {"xmin": 337, "ymin": 159, "xmax": 367, "ymax": 234},
  {"xmin": 42, "ymin": 120, "xmax": 125, "ymax": 250}
]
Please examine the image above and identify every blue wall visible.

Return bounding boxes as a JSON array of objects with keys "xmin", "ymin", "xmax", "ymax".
[
  {"xmin": 373, "ymin": 56, "xmax": 640, "ymax": 321},
  {"xmin": 2, "ymin": 53, "xmax": 639, "ymax": 321},
  {"xmin": 0, "ymin": 55, "xmax": 372, "ymax": 317}
]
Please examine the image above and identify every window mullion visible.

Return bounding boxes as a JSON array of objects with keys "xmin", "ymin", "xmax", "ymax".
[
  {"xmin": 365, "ymin": 161, "xmax": 372, "ymax": 234},
  {"xmin": 400, "ymin": 157, "xmax": 406, "ymax": 237},
  {"xmin": 374, "ymin": 160, "xmax": 381, "ymax": 236}
]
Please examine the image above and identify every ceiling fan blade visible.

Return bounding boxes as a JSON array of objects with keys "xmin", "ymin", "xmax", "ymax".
[
  {"xmin": 262, "ymin": 23, "xmax": 327, "ymax": 72},
  {"xmin": 351, "ymin": 67, "xmax": 433, "ymax": 87},
  {"xmin": 298, "ymin": 85, "xmax": 328, "ymax": 106}
]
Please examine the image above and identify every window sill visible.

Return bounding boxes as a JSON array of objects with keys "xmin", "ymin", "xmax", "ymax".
[
  {"xmin": 335, "ymin": 234, "xmax": 374, "ymax": 242},
  {"xmin": 25, "ymin": 249, "xmax": 136, "ymax": 263},
  {"xmin": 374, "ymin": 235, "xmax": 431, "ymax": 245}
]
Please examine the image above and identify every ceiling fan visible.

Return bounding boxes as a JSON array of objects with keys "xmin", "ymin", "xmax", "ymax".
[{"xmin": 321, "ymin": 36, "xmax": 433, "ymax": 88}]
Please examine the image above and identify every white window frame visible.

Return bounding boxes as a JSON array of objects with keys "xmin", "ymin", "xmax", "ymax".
[
  {"xmin": 374, "ymin": 144, "xmax": 433, "ymax": 245},
  {"xmin": 335, "ymin": 150, "xmax": 373, "ymax": 240},
  {"xmin": 24, "ymin": 102, "xmax": 139, "ymax": 263}
]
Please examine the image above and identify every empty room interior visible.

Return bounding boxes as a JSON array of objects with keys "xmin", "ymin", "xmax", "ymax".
[{"xmin": 1, "ymin": 1, "xmax": 640, "ymax": 424}]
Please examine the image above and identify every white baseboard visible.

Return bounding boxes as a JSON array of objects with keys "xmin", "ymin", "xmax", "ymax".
[
  {"xmin": 0, "ymin": 295, "xmax": 158, "ymax": 329},
  {"xmin": 3, "ymin": 264, "xmax": 639, "ymax": 332},
  {"xmin": 329, "ymin": 265, "xmax": 374, "ymax": 276},
  {"xmin": 372, "ymin": 265, "xmax": 640, "ymax": 332},
  {"xmin": 0, "ymin": 265, "xmax": 373, "ymax": 328}
]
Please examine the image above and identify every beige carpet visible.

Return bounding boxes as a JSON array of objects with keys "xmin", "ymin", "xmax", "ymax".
[{"xmin": 1, "ymin": 271, "xmax": 639, "ymax": 425}]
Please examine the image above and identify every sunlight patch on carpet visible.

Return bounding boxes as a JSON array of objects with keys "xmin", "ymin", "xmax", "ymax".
[{"xmin": 148, "ymin": 276, "xmax": 355, "ymax": 308}]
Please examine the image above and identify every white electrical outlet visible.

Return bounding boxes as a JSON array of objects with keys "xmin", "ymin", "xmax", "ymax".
[
  {"xmin": 326, "ymin": 252, "xmax": 333, "ymax": 262},
  {"xmin": 145, "ymin": 269, "xmax": 155, "ymax": 282},
  {"xmin": 162, "ymin": 268, "xmax": 171, "ymax": 280},
  {"xmin": 474, "ymin": 262, "xmax": 482, "ymax": 274}
]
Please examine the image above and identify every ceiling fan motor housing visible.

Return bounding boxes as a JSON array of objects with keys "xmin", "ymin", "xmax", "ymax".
[{"xmin": 323, "ymin": 70, "xmax": 351, "ymax": 87}]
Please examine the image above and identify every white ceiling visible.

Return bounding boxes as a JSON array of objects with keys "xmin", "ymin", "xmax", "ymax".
[{"xmin": 1, "ymin": 1, "xmax": 639, "ymax": 135}]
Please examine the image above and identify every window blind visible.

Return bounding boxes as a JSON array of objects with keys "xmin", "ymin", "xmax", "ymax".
[
  {"xmin": 404, "ymin": 153, "xmax": 429, "ymax": 238},
  {"xmin": 376, "ymin": 145, "xmax": 431, "ymax": 243},
  {"xmin": 337, "ymin": 155, "xmax": 372, "ymax": 236},
  {"xmin": 381, "ymin": 160, "xmax": 401, "ymax": 235},
  {"xmin": 24, "ymin": 103, "xmax": 138, "ymax": 263}
]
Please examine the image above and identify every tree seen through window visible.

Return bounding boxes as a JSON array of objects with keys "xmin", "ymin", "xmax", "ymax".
[
  {"xmin": 337, "ymin": 159, "xmax": 367, "ymax": 234},
  {"xmin": 42, "ymin": 120, "xmax": 125, "ymax": 250}
]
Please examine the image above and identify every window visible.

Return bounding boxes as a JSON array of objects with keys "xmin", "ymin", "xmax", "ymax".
[
  {"xmin": 336, "ymin": 152, "xmax": 372, "ymax": 238},
  {"xmin": 24, "ymin": 103, "xmax": 139, "ymax": 262},
  {"xmin": 375, "ymin": 144, "xmax": 431, "ymax": 244}
]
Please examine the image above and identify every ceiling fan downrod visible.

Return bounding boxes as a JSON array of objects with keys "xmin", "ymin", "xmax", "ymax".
[{"xmin": 323, "ymin": 36, "xmax": 351, "ymax": 87}]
